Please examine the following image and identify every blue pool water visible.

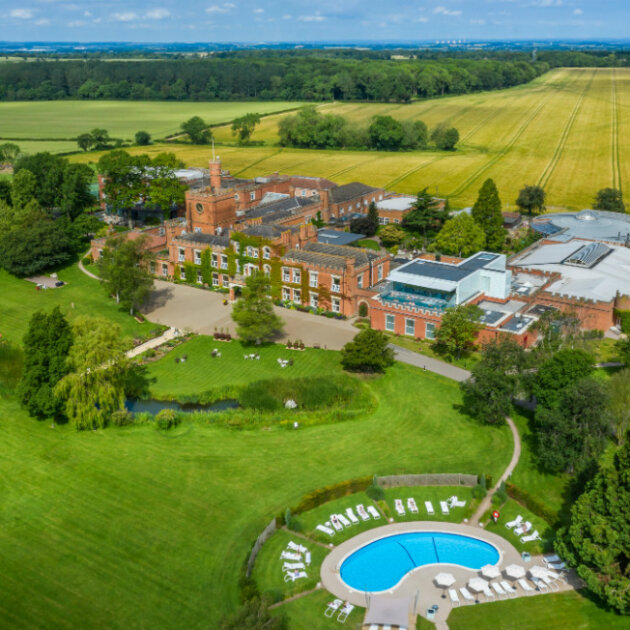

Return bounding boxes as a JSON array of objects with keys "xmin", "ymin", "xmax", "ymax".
[{"xmin": 340, "ymin": 532, "xmax": 500, "ymax": 592}]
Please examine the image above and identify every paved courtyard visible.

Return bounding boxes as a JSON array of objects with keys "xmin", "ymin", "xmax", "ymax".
[{"xmin": 141, "ymin": 280, "xmax": 358, "ymax": 350}]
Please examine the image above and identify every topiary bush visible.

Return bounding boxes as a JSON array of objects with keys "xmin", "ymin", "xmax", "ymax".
[
  {"xmin": 358, "ymin": 302, "xmax": 368, "ymax": 318},
  {"xmin": 155, "ymin": 408, "xmax": 181, "ymax": 430}
]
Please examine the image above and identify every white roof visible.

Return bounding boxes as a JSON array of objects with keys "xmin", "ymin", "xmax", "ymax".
[
  {"xmin": 376, "ymin": 196, "xmax": 416, "ymax": 212},
  {"xmin": 512, "ymin": 239, "xmax": 630, "ymax": 302}
]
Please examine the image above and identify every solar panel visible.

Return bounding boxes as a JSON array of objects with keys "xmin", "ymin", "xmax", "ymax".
[
  {"xmin": 532, "ymin": 222, "xmax": 562, "ymax": 236},
  {"xmin": 563, "ymin": 242, "xmax": 611, "ymax": 268}
]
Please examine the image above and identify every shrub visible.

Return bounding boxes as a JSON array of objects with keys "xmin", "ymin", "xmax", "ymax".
[
  {"xmin": 144, "ymin": 348, "xmax": 156, "ymax": 358},
  {"xmin": 111, "ymin": 409, "xmax": 134, "ymax": 426},
  {"xmin": 358, "ymin": 302, "xmax": 368, "ymax": 318},
  {"xmin": 472, "ymin": 484, "xmax": 487, "ymax": 500},
  {"xmin": 506, "ymin": 482, "xmax": 559, "ymax": 526},
  {"xmin": 292, "ymin": 476, "xmax": 372, "ymax": 514},
  {"xmin": 83, "ymin": 254, "xmax": 93, "ymax": 266},
  {"xmin": 366, "ymin": 483, "xmax": 385, "ymax": 502},
  {"xmin": 155, "ymin": 408, "xmax": 181, "ymax": 430}
]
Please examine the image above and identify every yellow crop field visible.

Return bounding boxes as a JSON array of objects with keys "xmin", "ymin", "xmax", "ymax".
[{"xmin": 71, "ymin": 68, "xmax": 630, "ymax": 210}]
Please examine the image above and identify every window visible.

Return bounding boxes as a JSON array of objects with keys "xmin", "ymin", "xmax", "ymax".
[
  {"xmin": 356, "ymin": 202, "xmax": 360, "ymax": 209},
  {"xmin": 194, "ymin": 249, "xmax": 201, "ymax": 265},
  {"xmin": 263, "ymin": 264, "xmax": 271, "ymax": 277},
  {"xmin": 405, "ymin": 318, "xmax": 415, "ymax": 336},
  {"xmin": 149, "ymin": 262, "xmax": 156, "ymax": 274},
  {"xmin": 197, "ymin": 271, "xmax": 203, "ymax": 284},
  {"xmin": 161, "ymin": 263, "xmax": 168, "ymax": 277},
  {"xmin": 263, "ymin": 246, "xmax": 271, "ymax": 260},
  {"xmin": 179, "ymin": 265, "xmax": 185, "ymax": 277},
  {"xmin": 234, "ymin": 193, "xmax": 240, "ymax": 201},
  {"xmin": 282, "ymin": 267, "xmax": 291, "ymax": 282},
  {"xmin": 222, "ymin": 274, "xmax": 229, "ymax": 285},
  {"xmin": 194, "ymin": 227, "xmax": 202, "ymax": 233},
  {"xmin": 386, "ymin": 314, "xmax": 395, "ymax": 332},
  {"xmin": 195, "ymin": 202, "xmax": 203, "ymax": 214},
  {"xmin": 246, "ymin": 246, "xmax": 253, "ymax": 257},
  {"xmin": 98, "ymin": 249, "xmax": 103, "ymax": 257},
  {"xmin": 212, "ymin": 253, "xmax": 218, "ymax": 267},
  {"xmin": 250, "ymin": 191, "xmax": 256, "ymax": 201},
  {"xmin": 309, "ymin": 271, "xmax": 318, "ymax": 288},
  {"xmin": 220, "ymin": 255, "xmax": 228, "ymax": 270},
  {"xmin": 426, "ymin": 322, "xmax": 436, "ymax": 340},
  {"xmin": 357, "ymin": 274, "xmax": 363, "ymax": 289},
  {"xmin": 252, "ymin": 248, "xmax": 259, "ymax": 258},
  {"xmin": 332, "ymin": 297, "xmax": 340, "ymax": 313},
  {"xmin": 378, "ymin": 264, "xmax": 384, "ymax": 281},
  {"xmin": 293, "ymin": 288, "xmax": 301, "ymax": 303},
  {"xmin": 178, "ymin": 248, "xmax": 185, "ymax": 262},
  {"xmin": 235, "ymin": 260, "xmax": 241, "ymax": 274},
  {"xmin": 244, "ymin": 264, "xmax": 252, "ymax": 277},
  {"xmin": 310, "ymin": 293, "xmax": 318, "ymax": 308},
  {"xmin": 282, "ymin": 287, "xmax": 291, "ymax": 301},
  {"xmin": 340, "ymin": 207, "xmax": 345, "ymax": 216},
  {"xmin": 212, "ymin": 273, "xmax": 219, "ymax": 287},
  {"xmin": 379, "ymin": 194, "xmax": 383, "ymax": 201},
  {"xmin": 394, "ymin": 218, "xmax": 400, "ymax": 224},
  {"xmin": 331, "ymin": 276, "xmax": 341, "ymax": 293},
  {"xmin": 301, "ymin": 190, "xmax": 306, "ymax": 196},
  {"xmin": 293, "ymin": 269, "xmax": 301, "ymax": 284}
]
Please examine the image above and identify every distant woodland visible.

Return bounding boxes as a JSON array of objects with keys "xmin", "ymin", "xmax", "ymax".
[{"xmin": 0, "ymin": 49, "xmax": 625, "ymax": 103}]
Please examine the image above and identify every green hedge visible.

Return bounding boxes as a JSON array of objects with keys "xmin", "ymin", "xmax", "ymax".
[
  {"xmin": 506, "ymin": 482, "xmax": 559, "ymax": 526},
  {"xmin": 614, "ymin": 309, "xmax": 630, "ymax": 334},
  {"xmin": 291, "ymin": 476, "xmax": 373, "ymax": 514}
]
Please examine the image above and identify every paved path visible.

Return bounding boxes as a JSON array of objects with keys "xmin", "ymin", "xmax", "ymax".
[
  {"xmin": 470, "ymin": 416, "xmax": 521, "ymax": 525},
  {"xmin": 78, "ymin": 257, "xmax": 100, "ymax": 280},
  {"xmin": 126, "ymin": 327, "xmax": 179, "ymax": 358},
  {"xmin": 389, "ymin": 344, "xmax": 471, "ymax": 382}
]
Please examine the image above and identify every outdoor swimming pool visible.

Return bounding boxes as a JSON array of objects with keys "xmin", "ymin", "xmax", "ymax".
[{"xmin": 340, "ymin": 532, "xmax": 500, "ymax": 592}]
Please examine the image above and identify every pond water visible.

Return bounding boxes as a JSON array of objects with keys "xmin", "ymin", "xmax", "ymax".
[{"xmin": 125, "ymin": 398, "xmax": 239, "ymax": 415}]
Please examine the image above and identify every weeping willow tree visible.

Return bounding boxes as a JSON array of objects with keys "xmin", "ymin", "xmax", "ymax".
[{"xmin": 55, "ymin": 316, "xmax": 129, "ymax": 430}]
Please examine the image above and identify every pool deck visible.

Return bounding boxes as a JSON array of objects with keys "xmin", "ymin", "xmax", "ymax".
[{"xmin": 320, "ymin": 521, "xmax": 580, "ymax": 627}]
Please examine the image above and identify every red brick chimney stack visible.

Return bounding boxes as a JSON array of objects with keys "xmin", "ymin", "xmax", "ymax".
[{"xmin": 209, "ymin": 158, "xmax": 222, "ymax": 192}]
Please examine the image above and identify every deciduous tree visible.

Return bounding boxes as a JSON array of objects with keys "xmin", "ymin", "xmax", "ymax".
[
  {"xmin": 181, "ymin": 116, "xmax": 211, "ymax": 144},
  {"xmin": 134, "ymin": 130, "xmax": 151, "ymax": 146},
  {"xmin": 341, "ymin": 328, "xmax": 394, "ymax": 373},
  {"xmin": 368, "ymin": 115, "xmax": 404, "ymax": 150},
  {"xmin": 434, "ymin": 213, "xmax": 485, "ymax": 257},
  {"xmin": 378, "ymin": 224, "xmax": 406, "ymax": 247},
  {"xmin": 516, "ymin": 185, "xmax": 546, "ymax": 215},
  {"xmin": 231, "ymin": 113, "xmax": 261, "ymax": 145},
  {"xmin": 434, "ymin": 304, "xmax": 483, "ymax": 359},
  {"xmin": 593, "ymin": 187, "xmax": 625, "ymax": 213},
  {"xmin": 608, "ymin": 369, "xmax": 630, "ymax": 443}
]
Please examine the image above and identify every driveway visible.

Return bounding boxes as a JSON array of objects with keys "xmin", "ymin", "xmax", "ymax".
[{"xmin": 142, "ymin": 280, "xmax": 358, "ymax": 350}]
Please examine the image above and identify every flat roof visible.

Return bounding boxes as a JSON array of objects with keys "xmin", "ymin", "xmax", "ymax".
[
  {"xmin": 317, "ymin": 229, "xmax": 366, "ymax": 246},
  {"xmin": 532, "ymin": 209, "xmax": 630, "ymax": 243},
  {"xmin": 392, "ymin": 252, "xmax": 500, "ymax": 283},
  {"xmin": 376, "ymin": 196, "xmax": 416, "ymax": 212}
]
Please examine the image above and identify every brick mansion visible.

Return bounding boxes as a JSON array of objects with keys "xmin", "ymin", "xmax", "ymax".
[{"xmin": 91, "ymin": 157, "xmax": 630, "ymax": 344}]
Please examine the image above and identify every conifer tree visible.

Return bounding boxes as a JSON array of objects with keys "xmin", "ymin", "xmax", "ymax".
[{"xmin": 471, "ymin": 178, "xmax": 506, "ymax": 251}]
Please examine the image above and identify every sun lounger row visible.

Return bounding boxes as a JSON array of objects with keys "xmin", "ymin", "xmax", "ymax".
[
  {"xmin": 280, "ymin": 540, "xmax": 311, "ymax": 580},
  {"xmin": 393, "ymin": 495, "xmax": 467, "ymax": 517},
  {"xmin": 316, "ymin": 504, "xmax": 381, "ymax": 536},
  {"xmin": 505, "ymin": 514, "xmax": 542, "ymax": 542},
  {"xmin": 453, "ymin": 575, "xmax": 564, "ymax": 606},
  {"xmin": 324, "ymin": 599, "xmax": 355, "ymax": 623}
]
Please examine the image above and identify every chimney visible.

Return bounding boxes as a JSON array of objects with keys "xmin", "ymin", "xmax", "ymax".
[{"xmin": 209, "ymin": 157, "xmax": 222, "ymax": 192}]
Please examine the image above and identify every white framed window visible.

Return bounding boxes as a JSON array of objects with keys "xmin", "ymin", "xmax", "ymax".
[
  {"xmin": 282, "ymin": 287, "xmax": 291, "ymax": 301},
  {"xmin": 385, "ymin": 314, "xmax": 395, "ymax": 332},
  {"xmin": 310, "ymin": 293, "xmax": 318, "ymax": 308},
  {"xmin": 244, "ymin": 264, "xmax": 252, "ymax": 277},
  {"xmin": 234, "ymin": 193, "xmax": 240, "ymax": 200},
  {"xmin": 178, "ymin": 248, "xmax": 185, "ymax": 262},
  {"xmin": 222, "ymin": 274, "xmax": 229, "ymax": 285},
  {"xmin": 282, "ymin": 267, "xmax": 291, "ymax": 282},
  {"xmin": 250, "ymin": 191, "xmax": 256, "ymax": 201},
  {"xmin": 149, "ymin": 262, "xmax": 156, "ymax": 274},
  {"xmin": 194, "ymin": 249, "xmax": 201, "ymax": 265},
  {"xmin": 331, "ymin": 276, "xmax": 341, "ymax": 293},
  {"xmin": 212, "ymin": 253, "xmax": 218, "ymax": 267},
  {"xmin": 194, "ymin": 227, "xmax": 202, "ymax": 233},
  {"xmin": 332, "ymin": 297, "xmax": 340, "ymax": 313},
  {"xmin": 378, "ymin": 264, "xmax": 384, "ymax": 281},
  {"xmin": 179, "ymin": 265, "xmax": 185, "ymax": 277},
  {"xmin": 293, "ymin": 269, "xmax": 301, "ymax": 283},
  {"xmin": 340, "ymin": 207, "xmax": 345, "ymax": 216},
  {"xmin": 394, "ymin": 218, "xmax": 400, "ymax": 224},
  {"xmin": 161, "ymin": 263, "xmax": 168, "ymax": 277},
  {"xmin": 426, "ymin": 322, "xmax": 436, "ymax": 340},
  {"xmin": 246, "ymin": 246, "xmax": 253, "ymax": 257},
  {"xmin": 379, "ymin": 194, "xmax": 383, "ymax": 200},
  {"xmin": 197, "ymin": 271, "xmax": 203, "ymax": 284},
  {"xmin": 220, "ymin": 255, "xmax": 228, "ymax": 270},
  {"xmin": 252, "ymin": 248, "xmax": 259, "ymax": 258},
  {"xmin": 235, "ymin": 260, "xmax": 241, "ymax": 274},
  {"xmin": 405, "ymin": 318, "xmax": 415, "ymax": 336},
  {"xmin": 263, "ymin": 246, "xmax": 271, "ymax": 260},
  {"xmin": 263, "ymin": 264, "xmax": 271, "ymax": 277},
  {"xmin": 301, "ymin": 190, "xmax": 306, "ymax": 196},
  {"xmin": 356, "ymin": 202, "xmax": 360, "ymax": 209},
  {"xmin": 212, "ymin": 273, "xmax": 219, "ymax": 287},
  {"xmin": 293, "ymin": 288, "xmax": 301, "ymax": 303},
  {"xmin": 357, "ymin": 274, "xmax": 363, "ymax": 289},
  {"xmin": 309, "ymin": 271, "xmax": 318, "ymax": 288}
]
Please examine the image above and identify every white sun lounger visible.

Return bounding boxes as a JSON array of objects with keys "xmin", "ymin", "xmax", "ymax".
[
  {"xmin": 531, "ymin": 577, "xmax": 548, "ymax": 591},
  {"xmin": 330, "ymin": 515, "xmax": 343, "ymax": 531},
  {"xmin": 540, "ymin": 574, "xmax": 559, "ymax": 590},
  {"xmin": 500, "ymin": 580, "xmax": 517, "ymax": 597},
  {"xmin": 440, "ymin": 500, "xmax": 450, "ymax": 515},
  {"xmin": 448, "ymin": 588, "xmax": 460, "ymax": 606},
  {"xmin": 280, "ymin": 551, "xmax": 301, "ymax": 561},
  {"xmin": 282, "ymin": 562, "xmax": 305, "ymax": 571},
  {"xmin": 287, "ymin": 541, "xmax": 307, "ymax": 554},
  {"xmin": 521, "ymin": 530, "xmax": 541, "ymax": 543},
  {"xmin": 491, "ymin": 582, "xmax": 507, "ymax": 598},
  {"xmin": 395, "ymin": 499, "xmax": 405, "ymax": 516},
  {"xmin": 447, "ymin": 495, "xmax": 467, "ymax": 508},
  {"xmin": 514, "ymin": 521, "xmax": 532, "ymax": 536},
  {"xmin": 316, "ymin": 524, "xmax": 334, "ymax": 536},
  {"xmin": 505, "ymin": 514, "xmax": 523, "ymax": 529},
  {"xmin": 482, "ymin": 586, "xmax": 495, "ymax": 600},
  {"xmin": 517, "ymin": 578, "xmax": 535, "ymax": 592},
  {"xmin": 345, "ymin": 507, "xmax": 359, "ymax": 524},
  {"xmin": 543, "ymin": 553, "xmax": 561, "ymax": 564},
  {"xmin": 324, "ymin": 599, "xmax": 343, "ymax": 617},
  {"xmin": 425, "ymin": 500, "xmax": 435, "ymax": 515},
  {"xmin": 337, "ymin": 602, "xmax": 354, "ymax": 623},
  {"xmin": 356, "ymin": 504, "xmax": 370, "ymax": 521},
  {"xmin": 305, "ymin": 551, "xmax": 311, "ymax": 565},
  {"xmin": 284, "ymin": 570, "xmax": 308, "ymax": 582},
  {"xmin": 337, "ymin": 513, "xmax": 351, "ymax": 528},
  {"xmin": 460, "ymin": 587, "xmax": 476, "ymax": 603},
  {"xmin": 547, "ymin": 561, "xmax": 566, "ymax": 571},
  {"xmin": 367, "ymin": 505, "xmax": 381, "ymax": 519},
  {"xmin": 407, "ymin": 497, "xmax": 419, "ymax": 513}
]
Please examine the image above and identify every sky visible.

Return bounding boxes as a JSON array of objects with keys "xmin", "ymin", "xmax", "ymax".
[{"xmin": 0, "ymin": 0, "xmax": 628, "ymax": 43}]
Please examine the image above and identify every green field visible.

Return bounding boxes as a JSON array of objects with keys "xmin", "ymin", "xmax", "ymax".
[
  {"xmin": 71, "ymin": 68, "xmax": 630, "ymax": 210},
  {"xmin": 0, "ymin": 100, "xmax": 303, "ymax": 143}
]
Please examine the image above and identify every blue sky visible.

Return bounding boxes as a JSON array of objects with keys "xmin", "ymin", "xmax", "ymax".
[{"xmin": 0, "ymin": 1, "xmax": 627, "ymax": 43}]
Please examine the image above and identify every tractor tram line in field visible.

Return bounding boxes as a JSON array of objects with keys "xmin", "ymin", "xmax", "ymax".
[
  {"xmin": 537, "ymin": 69, "xmax": 596, "ymax": 191},
  {"xmin": 611, "ymin": 69, "xmax": 622, "ymax": 192}
]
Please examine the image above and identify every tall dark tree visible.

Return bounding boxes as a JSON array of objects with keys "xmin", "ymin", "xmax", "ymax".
[
  {"xmin": 17, "ymin": 307, "xmax": 73, "ymax": 420},
  {"xmin": 471, "ymin": 178, "xmax": 506, "ymax": 251},
  {"xmin": 516, "ymin": 185, "xmax": 546, "ymax": 215},
  {"xmin": 556, "ymin": 437, "xmax": 630, "ymax": 614},
  {"xmin": 181, "ymin": 116, "xmax": 211, "ymax": 144},
  {"xmin": 134, "ymin": 130, "xmax": 152, "ymax": 146},
  {"xmin": 76, "ymin": 133, "xmax": 93, "ymax": 152},
  {"xmin": 402, "ymin": 188, "xmax": 448, "ymax": 240},
  {"xmin": 593, "ymin": 187, "xmax": 625, "ymax": 213},
  {"xmin": 341, "ymin": 328, "xmax": 394, "ymax": 373}
]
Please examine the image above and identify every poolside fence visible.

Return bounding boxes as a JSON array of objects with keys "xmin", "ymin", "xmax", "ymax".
[
  {"xmin": 377, "ymin": 473, "xmax": 477, "ymax": 488},
  {"xmin": 246, "ymin": 518, "xmax": 277, "ymax": 577}
]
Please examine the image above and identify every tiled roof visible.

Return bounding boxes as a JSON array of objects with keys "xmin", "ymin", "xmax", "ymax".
[
  {"xmin": 175, "ymin": 232, "xmax": 230, "ymax": 248},
  {"xmin": 304, "ymin": 241, "xmax": 382, "ymax": 265},
  {"xmin": 283, "ymin": 249, "xmax": 349, "ymax": 271},
  {"xmin": 283, "ymin": 241, "xmax": 382, "ymax": 271},
  {"xmin": 330, "ymin": 182, "xmax": 378, "ymax": 204},
  {"xmin": 290, "ymin": 176, "xmax": 337, "ymax": 190},
  {"xmin": 246, "ymin": 196, "xmax": 316, "ymax": 220},
  {"xmin": 241, "ymin": 224, "xmax": 299, "ymax": 239}
]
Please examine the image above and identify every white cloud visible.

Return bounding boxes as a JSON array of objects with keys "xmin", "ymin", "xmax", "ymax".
[
  {"xmin": 10, "ymin": 9, "xmax": 35, "ymax": 19},
  {"xmin": 68, "ymin": 20, "xmax": 85, "ymax": 27},
  {"xmin": 83, "ymin": 10, "xmax": 92, "ymax": 17},
  {"xmin": 35, "ymin": 18, "xmax": 50, "ymax": 25},
  {"xmin": 527, "ymin": 0, "xmax": 563, "ymax": 5},
  {"xmin": 415, "ymin": 16, "xmax": 429, "ymax": 23},
  {"xmin": 112, "ymin": 12, "xmax": 137, "ymax": 22},
  {"xmin": 282, "ymin": 14, "xmax": 291, "ymax": 19},
  {"xmin": 433, "ymin": 6, "xmax": 462, "ymax": 17},
  {"xmin": 298, "ymin": 12, "xmax": 325, "ymax": 22},
  {"xmin": 470, "ymin": 18, "xmax": 486, "ymax": 24},
  {"xmin": 253, "ymin": 8, "xmax": 264, "ymax": 13},
  {"xmin": 206, "ymin": 3, "xmax": 234, "ymax": 13},
  {"xmin": 146, "ymin": 8, "xmax": 170, "ymax": 19},
  {"xmin": 573, "ymin": 8, "xmax": 583, "ymax": 15}
]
